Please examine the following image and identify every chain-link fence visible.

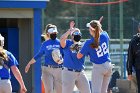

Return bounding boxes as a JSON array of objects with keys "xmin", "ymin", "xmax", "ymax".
[{"xmin": 43, "ymin": 16, "xmax": 139, "ymax": 39}]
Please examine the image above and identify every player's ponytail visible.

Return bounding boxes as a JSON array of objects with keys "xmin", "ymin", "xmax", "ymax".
[
  {"xmin": 0, "ymin": 34, "xmax": 8, "ymax": 61},
  {"xmin": 0, "ymin": 50, "xmax": 8, "ymax": 61},
  {"xmin": 90, "ymin": 20, "xmax": 101, "ymax": 48}
]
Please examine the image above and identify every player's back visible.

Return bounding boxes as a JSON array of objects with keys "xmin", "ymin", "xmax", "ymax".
[{"xmin": 89, "ymin": 31, "xmax": 111, "ymax": 64}]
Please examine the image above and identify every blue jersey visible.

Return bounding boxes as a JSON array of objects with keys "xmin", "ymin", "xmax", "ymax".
[
  {"xmin": 34, "ymin": 38, "xmax": 63, "ymax": 66},
  {"xmin": 0, "ymin": 51, "xmax": 18, "ymax": 78},
  {"xmin": 80, "ymin": 31, "xmax": 111, "ymax": 64},
  {"xmin": 63, "ymin": 40, "xmax": 85, "ymax": 70}
]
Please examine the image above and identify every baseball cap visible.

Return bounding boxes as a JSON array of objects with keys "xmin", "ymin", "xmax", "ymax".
[
  {"xmin": 70, "ymin": 28, "xmax": 81, "ymax": 36},
  {"xmin": 86, "ymin": 20, "xmax": 102, "ymax": 30},
  {"xmin": 48, "ymin": 27, "xmax": 58, "ymax": 34},
  {"xmin": 86, "ymin": 23, "xmax": 94, "ymax": 30}
]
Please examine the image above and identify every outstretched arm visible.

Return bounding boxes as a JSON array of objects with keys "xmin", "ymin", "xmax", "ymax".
[
  {"xmin": 25, "ymin": 58, "xmax": 36, "ymax": 73},
  {"xmin": 11, "ymin": 66, "xmax": 27, "ymax": 93},
  {"xmin": 25, "ymin": 43, "xmax": 44, "ymax": 73}
]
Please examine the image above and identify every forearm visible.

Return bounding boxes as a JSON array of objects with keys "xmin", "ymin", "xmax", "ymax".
[
  {"xmin": 11, "ymin": 66, "xmax": 25, "ymax": 87},
  {"xmin": 60, "ymin": 30, "xmax": 71, "ymax": 41},
  {"xmin": 25, "ymin": 58, "xmax": 36, "ymax": 73},
  {"xmin": 60, "ymin": 30, "xmax": 71, "ymax": 48},
  {"xmin": 28, "ymin": 58, "xmax": 36, "ymax": 65}
]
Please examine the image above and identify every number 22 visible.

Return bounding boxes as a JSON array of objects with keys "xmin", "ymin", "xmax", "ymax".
[{"xmin": 96, "ymin": 42, "xmax": 108, "ymax": 57}]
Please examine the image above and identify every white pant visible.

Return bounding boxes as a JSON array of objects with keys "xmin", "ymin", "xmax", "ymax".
[
  {"xmin": 41, "ymin": 66, "xmax": 62, "ymax": 93},
  {"xmin": 92, "ymin": 62, "xmax": 112, "ymax": 93},
  {"xmin": 62, "ymin": 68, "xmax": 91, "ymax": 93},
  {"xmin": 0, "ymin": 79, "xmax": 12, "ymax": 93}
]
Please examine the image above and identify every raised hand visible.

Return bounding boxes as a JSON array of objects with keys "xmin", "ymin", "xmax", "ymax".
[
  {"xmin": 20, "ymin": 86, "xmax": 27, "ymax": 93},
  {"xmin": 69, "ymin": 21, "xmax": 75, "ymax": 29},
  {"xmin": 99, "ymin": 16, "xmax": 103, "ymax": 22},
  {"xmin": 69, "ymin": 21, "xmax": 76, "ymax": 35}
]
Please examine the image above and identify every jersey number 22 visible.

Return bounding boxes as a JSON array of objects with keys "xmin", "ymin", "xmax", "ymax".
[{"xmin": 96, "ymin": 42, "xmax": 109, "ymax": 57}]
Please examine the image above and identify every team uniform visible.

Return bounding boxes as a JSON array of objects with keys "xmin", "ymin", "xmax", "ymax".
[
  {"xmin": 0, "ymin": 51, "xmax": 18, "ymax": 93},
  {"xmin": 80, "ymin": 31, "xmax": 112, "ymax": 93},
  {"xmin": 34, "ymin": 38, "xmax": 63, "ymax": 93},
  {"xmin": 62, "ymin": 40, "xmax": 91, "ymax": 93}
]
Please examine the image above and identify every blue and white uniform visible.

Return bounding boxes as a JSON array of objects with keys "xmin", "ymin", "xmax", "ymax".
[
  {"xmin": 80, "ymin": 31, "xmax": 112, "ymax": 93},
  {"xmin": 63, "ymin": 40, "xmax": 85, "ymax": 70},
  {"xmin": 62, "ymin": 40, "xmax": 91, "ymax": 93},
  {"xmin": 34, "ymin": 38, "xmax": 63, "ymax": 66},
  {"xmin": 0, "ymin": 51, "xmax": 18, "ymax": 93},
  {"xmin": 34, "ymin": 38, "xmax": 63, "ymax": 93},
  {"xmin": 80, "ymin": 31, "xmax": 111, "ymax": 64}
]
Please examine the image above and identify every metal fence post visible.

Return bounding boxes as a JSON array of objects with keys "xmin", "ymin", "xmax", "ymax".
[{"xmin": 123, "ymin": 53, "xmax": 127, "ymax": 79}]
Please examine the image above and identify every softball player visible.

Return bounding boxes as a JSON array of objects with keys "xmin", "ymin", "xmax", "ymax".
[
  {"xmin": 60, "ymin": 21, "xmax": 91, "ymax": 93},
  {"xmin": 0, "ymin": 34, "xmax": 27, "ymax": 93},
  {"xmin": 25, "ymin": 24, "xmax": 63, "ymax": 93},
  {"xmin": 77, "ymin": 20, "xmax": 112, "ymax": 93}
]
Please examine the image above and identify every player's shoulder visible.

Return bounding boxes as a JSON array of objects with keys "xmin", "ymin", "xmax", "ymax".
[
  {"xmin": 5, "ymin": 50, "xmax": 12, "ymax": 56},
  {"xmin": 5, "ymin": 50, "xmax": 14, "ymax": 60},
  {"xmin": 87, "ymin": 39, "xmax": 92, "ymax": 42},
  {"xmin": 100, "ymin": 31, "xmax": 108, "ymax": 37},
  {"xmin": 42, "ymin": 40, "xmax": 48, "ymax": 45},
  {"xmin": 49, "ymin": 38, "xmax": 60, "ymax": 43},
  {"xmin": 42, "ymin": 39, "xmax": 59, "ymax": 44},
  {"xmin": 100, "ymin": 31, "xmax": 109, "ymax": 39},
  {"xmin": 66, "ymin": 39, "xmax": 73, "ymax": 43},
  {"xmin": 84, "ymin": 39, "xmax": 92, "ymax": 45},
  {"xmin": 55, "ymin": 38, "xmax": 60, "ymax": 42}
]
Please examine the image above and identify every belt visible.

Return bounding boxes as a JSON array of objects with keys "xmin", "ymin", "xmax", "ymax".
[
  {"xmin": 0, "ymin": 77, "xmax": 9, "ymax": 80},
  {"xmin": 44, "ymin": 64, "xmax": 63, "ymax": 68},
  {"xmin": 63, "ymin": 68, "xmax": 83, "ymax": 72}
]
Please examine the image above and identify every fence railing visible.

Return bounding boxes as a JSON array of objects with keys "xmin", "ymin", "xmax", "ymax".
[{"xmin": 110, "ymin": 52, "xmax": 127, "ymax": 79}]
